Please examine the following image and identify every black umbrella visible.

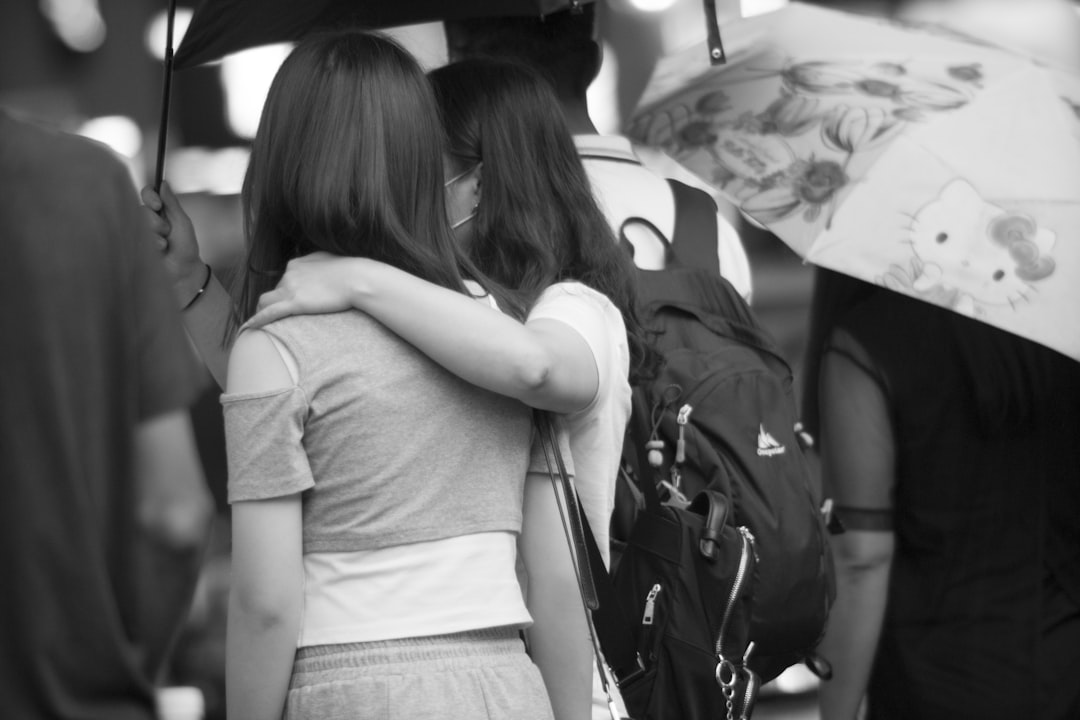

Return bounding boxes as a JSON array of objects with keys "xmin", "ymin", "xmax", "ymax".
[
  {"xmin": 175, "ymin": 0, "xmax": 600, "ymax": 70},
  {"xmin": 153, "ymin": 0, "xmax": 724, "ymax": 186},
  {"xmin": 153, "ymin": 0, "xmax": 178, "ymax": 191},
  {"xmin": 152, "ymin": 0, "xmax": 597, "ymax": 188}
]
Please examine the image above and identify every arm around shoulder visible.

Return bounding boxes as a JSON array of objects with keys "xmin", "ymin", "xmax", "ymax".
[
  {"xmin": 245, "ymin": 256, "xmax": 605, "ymax": 411},
  {"xmin": 277, "ymin": 257, "xmax": 601, "ymax": 412}
]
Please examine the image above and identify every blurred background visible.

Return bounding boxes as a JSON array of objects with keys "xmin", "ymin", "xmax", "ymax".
[{"xmin": 3, "ymin": 1, "xmax": 1076, "ymax": 717}]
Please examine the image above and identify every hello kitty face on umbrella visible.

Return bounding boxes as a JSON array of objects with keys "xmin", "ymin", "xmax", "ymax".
[{"xmin": 901, "ymin": 179, "xmax": 1056, "ymax": 316}]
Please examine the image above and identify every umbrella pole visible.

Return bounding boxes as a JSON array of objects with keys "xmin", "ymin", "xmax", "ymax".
[
  {"xmin": 702, "ymin": 0, "xmax": 726, "ymax": 65},
  {"xmin": 153, "ymin": 0, "xmax": 178, "ymax": 192}
]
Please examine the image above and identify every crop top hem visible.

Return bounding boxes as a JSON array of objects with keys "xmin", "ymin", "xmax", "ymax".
[{"xmin": 303, "ymin": 522, "xmax": 523, "ymax": 553}]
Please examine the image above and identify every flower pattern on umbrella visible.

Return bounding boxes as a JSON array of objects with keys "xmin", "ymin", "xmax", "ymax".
[
  {"xmin": 737, "ymin": 91, "xmax": 823, "ymax": 137},
  {"xmin": 773, "ymin": 59, "xmax": 971, "ymax": 115},
  {"xmin": 947, "ymin": 63, "xmax": 984, "ymax": 86},
  {"xmin": 821, "ymin": 105, "xmax": 902, "ymax": 154},
  {"xmin": 629, "ymin": 53, "xmax": 977, "ymax": 228},
  {"xmin": 741, "ymin": 157, "xmax": 849, "ymax": 223},
  {"xmin": 628, "ymin": 2, "xmax": 1080, "ymax": 361},
  {"xmin": 1067, "ymin": 97, "xmax": 1080, "ymax": 121}
]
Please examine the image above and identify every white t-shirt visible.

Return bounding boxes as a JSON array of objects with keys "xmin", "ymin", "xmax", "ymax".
[
  {"xmin": 298, "ymin": 533, "xmax": 531, "ymax": 647},
  {"xmin": 575, "ymin": 134, "xmax": 753, "ymax": 303},
  {"xmin": 527, "ymin": 281, "xmax": 631, "ymax": 568},
  {"xmin": 536, "ymin": 167, "xmax": 661, "ymax": 719}
]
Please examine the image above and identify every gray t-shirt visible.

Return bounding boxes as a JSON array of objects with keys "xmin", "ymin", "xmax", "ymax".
[{"xmin": 222, "ymin": 310, "xmax": 533, "ymax": 553}]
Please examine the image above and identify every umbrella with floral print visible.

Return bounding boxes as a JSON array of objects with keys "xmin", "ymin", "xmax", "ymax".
[{"xmin": 628, "ymin": 2, "xmax": 1080, "ymax": 361}]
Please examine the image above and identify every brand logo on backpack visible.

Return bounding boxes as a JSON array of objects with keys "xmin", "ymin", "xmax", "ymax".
[{"xmin": 756, "ymin": 424, "xmax": 786, "ymax": 457}]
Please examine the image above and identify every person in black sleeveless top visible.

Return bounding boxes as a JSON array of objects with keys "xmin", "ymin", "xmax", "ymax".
[{"xmin": 803, "ymin": 268, "xmax": 1080, "ymax": 720}]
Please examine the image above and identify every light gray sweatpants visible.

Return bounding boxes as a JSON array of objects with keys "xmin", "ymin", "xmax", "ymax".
[{"xmin": 284, "ymin": 627, "xmax": 555, "ymax": 720}]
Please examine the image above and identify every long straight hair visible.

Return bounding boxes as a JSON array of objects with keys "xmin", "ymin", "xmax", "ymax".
[
  {"xmin": 429, "ymin": 57, "xmax": 655, "ymax": 381},
  {"xmin": 233, "ymin": 31, "xmax": 509, "ymax": 328}
]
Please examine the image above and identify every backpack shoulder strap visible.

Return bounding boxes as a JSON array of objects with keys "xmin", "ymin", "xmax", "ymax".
[
  {"xmin": 667, "ymin": 179, "xmax": 721, "ymax": 274},
  {"xmin": 534, "ymin": 411, "xmax": 646, "ymax": 689}
]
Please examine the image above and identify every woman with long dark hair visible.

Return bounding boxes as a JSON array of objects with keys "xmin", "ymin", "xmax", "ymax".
[
  {"xmin": 804, "ymin": 269, "xmax": 1080, "ymax": 719},
  {"xmin": 205, "ymin": 32, "xmax": 552, "ymax": 720},
  {"xmin": 244, "ymin": 57, "xmax": 653, "ymax": 719}
]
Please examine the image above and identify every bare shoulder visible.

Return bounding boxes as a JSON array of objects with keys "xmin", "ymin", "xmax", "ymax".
[{"xmin": 225, "ymin": 328, "xmax": 296, "ymax": 395}]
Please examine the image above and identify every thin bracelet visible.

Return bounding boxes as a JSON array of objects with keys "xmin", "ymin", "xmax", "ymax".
[{"xmin": 182, "ymin": 263, "xmax": 213, "ymax": 311}]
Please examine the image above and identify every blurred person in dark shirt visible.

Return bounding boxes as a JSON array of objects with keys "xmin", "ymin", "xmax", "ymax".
[
  {"xmin": 0, "ymin": 110, "xmax": 213, "ymax": 719},
  {"xmin": 804, "ymin": 269, "xmax": 1080, "ymax": 720}
]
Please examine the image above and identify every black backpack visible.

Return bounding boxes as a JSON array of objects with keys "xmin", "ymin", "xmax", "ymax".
[{"xmin": 593, "ymin": 180, "xmax": 835, "ymax": 719}]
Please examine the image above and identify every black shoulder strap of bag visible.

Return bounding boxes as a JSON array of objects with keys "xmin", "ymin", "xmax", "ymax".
[
  {"xmin": 534, "ymin": 410, "xmax": 598, "ymax": 611},
  {"xmin": 621, "ymin": 180, "xmax": 790, "ymax": 377},
  {"xmin": 534, "ymin": 411, "xmax": 645, "ymax": 693},
  {"xmin": 616, "ymin": 178, "xmax": 722, "ymax": 276},
  {"xmin": 666, "ymin": 179, "xmax": 721, "ymax": 274}
]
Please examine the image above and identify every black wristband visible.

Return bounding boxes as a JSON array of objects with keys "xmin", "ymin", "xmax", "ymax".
[{"xmin": 182, "ymin": 263, "xmax": 213, "ymax": 311}]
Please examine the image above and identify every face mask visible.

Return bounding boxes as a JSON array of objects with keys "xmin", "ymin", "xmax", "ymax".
[
  {"xmin": 450, "ymin": 211, "xmax": 475, "ymax": 230},
  {"xmin": 444, "ymin": 165, "xmax": 476, "ymax": 189},
  {"xmin": 444, "ymin": 163, "xmax": 481, "ymax": 230}
]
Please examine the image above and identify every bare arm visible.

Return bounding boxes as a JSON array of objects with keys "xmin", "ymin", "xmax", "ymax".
[
  {"xmin": 227, "ymin": 496, "xmax": 303, "ymax": 720},
  {"xmin": 815, "ymin": 332, "xmax": 896, "ymax": 720},
  {"xmin": 141, "ymin": 182, "xmax": 234, "ymax": 388},
  {"xmin": 818, "ymin": 531, "xmax": 893, "ymax": 720},
  {"xmin": 224, "ymin": 329, "xmax": 304, "ymax": 720},
  {"xmin": 246, "ymin": 254, "xmax": 599, "ymax": 413},
  {"xmin": 520, "ymin": 472, "xmax": 594, "ymax": 720},
  {"xmin": 132, "ymin": 409, "xmax": 214, "ymax": 679},
  {"xmin": 179, "ymin": 275, "xmax": 233, "ymax": 389}
]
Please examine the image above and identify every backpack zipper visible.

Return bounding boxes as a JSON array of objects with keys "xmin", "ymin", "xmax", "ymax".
[
  {"xmin": 716, "ymin": 526, "xmax": 756, "ymax": 659},
  {"xmin": 676, "ymin": 403, "xmax": 693, "ymax": 466},
  {"xmin": 715, "ymin": 527, "xmax": 757, "ymax": 720},
  {"xmin": 663, "ymin": 404, "xmax": 692, "ymax": 495},
  {"xmin": 738, "ymin": 642, "xmax": 760, "ymax": 720},
  {"xmin": 642, "ymin": 583, "xmax": 662, "ymax": 625},
  {"xmin": 641, "ymin": 583, "xmax": 664, "ymax": 663}
]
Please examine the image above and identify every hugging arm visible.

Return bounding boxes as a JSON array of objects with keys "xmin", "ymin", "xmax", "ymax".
[
  {"xmin": 247, "ymin": 255, "xmax": 600, "ymax": 414},
  {"xmin": 815, "ymin": 329, "xmax": 896, "ymax": 720}
]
